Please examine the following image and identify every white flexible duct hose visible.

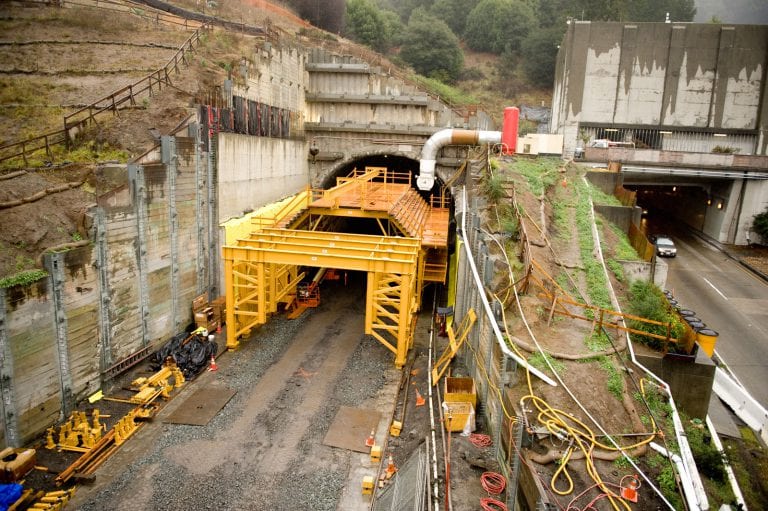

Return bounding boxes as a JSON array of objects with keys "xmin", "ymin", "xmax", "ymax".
[{"xmin": 417, "ymin": 129, "xmax": 502, "ymax": 190}]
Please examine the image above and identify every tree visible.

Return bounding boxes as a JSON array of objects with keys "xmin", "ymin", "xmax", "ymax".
[
  {"xmin": 464, "ymin": 0, "xmax": 535, "ymax": 55},
  {"xmin": 400, "ymin": 9, "xmax": 464, "ymax": 82},
  {"xmin": 380, "ymin": 9, "xmax": 406, "ymax": 47},
  {"xmin": 570, "ymin": 0, "xmax": 625, "ymax": 21},
  {"xmin": 520, "ymin": 26, "xmax": 564, "ymax": 87},
  {"xmin": 285, "ymin": 0, "xmax": 345, "ymax": 32},
  {"xmin": 752, "ymin": 208, "xmax": 768, "ymax": 243},
  {"xmin": 430, "ymin": 0, "xmax": 480, "ymax": 36},
  {"xmin": 345, "ymin": 0, "xmax": 390, "ymax": 52},
  {"xmin": 534, "ymin": 0, "xmax": 573, "ymax": 29},
  {"xmin": 625, "ymin": 0, "xmax": 696, "ymax": 22}
]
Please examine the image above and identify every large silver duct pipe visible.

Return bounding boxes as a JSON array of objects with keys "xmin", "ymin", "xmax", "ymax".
[{"xmin": 417, "ymin": 129, "xmax": 502, "ymax": 190}]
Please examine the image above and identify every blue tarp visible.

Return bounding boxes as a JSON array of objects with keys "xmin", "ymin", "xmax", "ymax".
[{"xmin": 0, "ymin": 483, "xmax": 23, "ymax": 511}]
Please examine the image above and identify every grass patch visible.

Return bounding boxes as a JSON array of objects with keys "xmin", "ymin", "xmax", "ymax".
[
  {"xmin": 411, "ymin": 75, "xmax": 479, "ymax": 106},
  {"xmin": 607, "ymin": 223, "xmax": 640, "ymax": 261},
  {"xmin": 606, "ymin": 259, "xmax": 625, "ymax": 282},
  {"xmin": 504, "ymin": 157, "xmax": 561, "ymax": 197},
  {"xmin": 597, "ymin": 356, "xmax": 624, "ymax": 399},
  {"xmin": 626, "ymin": 280, "xmax": 686, "ymax": 352},
  {"xmin": 527, "ymin": 351, "xmax": 565, "ymax": 374},
  {"xmin": 0, "ymin": 269, "xmax": 48, "ymax": 288}
]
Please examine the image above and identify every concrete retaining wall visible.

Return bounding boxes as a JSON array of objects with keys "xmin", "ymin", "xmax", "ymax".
[{"xmin": 553, "ymin": 21, "xmax": 768, "ymax": 156}]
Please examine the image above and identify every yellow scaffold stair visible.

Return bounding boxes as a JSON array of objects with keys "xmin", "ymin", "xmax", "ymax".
[{"xmin": 431, "ymin": 308, "xmax": 477, "ymax": 383}]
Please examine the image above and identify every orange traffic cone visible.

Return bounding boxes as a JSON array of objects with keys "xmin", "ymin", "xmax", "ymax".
[
  {"xmin": 365, "ymin": 429, "xmax": 375, "ymax": 448},
  {"xmin": 216, "ymin": 323, "xmax": 222, "ymax": 334},
  {"xmin": 385, "ymin": 454, "xmax": 397, "ymax": 479},
  {"xmin": 208, "ymin": 355, "xmax": 218, "ymax": 372},
  {"xmin": 414, "ymin": 388, "xmax": 425, "ymax": 407},
  {"xmin": 620, "ymin": 475, "xmax": 639, "ymax": 503}
]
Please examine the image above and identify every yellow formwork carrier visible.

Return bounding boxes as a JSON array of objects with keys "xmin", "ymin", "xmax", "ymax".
[{"xmin": 221, "ymin": 167, "xmax": 451, "ymax": 367}]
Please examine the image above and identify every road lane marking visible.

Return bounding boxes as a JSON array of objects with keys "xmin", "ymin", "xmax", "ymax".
[{"xmin": 703, "ymin": 277, "xmax": 728, "ymax": 300}]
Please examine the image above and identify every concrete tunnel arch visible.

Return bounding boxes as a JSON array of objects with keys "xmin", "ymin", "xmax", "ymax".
[{"xmin": 320, "ymin": 154, "xmax": 432, "ymax": 190}]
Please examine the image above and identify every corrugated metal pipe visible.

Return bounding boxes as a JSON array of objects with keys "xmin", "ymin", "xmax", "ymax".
[{"xmin": 417, "ymin": 129, "xmax": 502, "ymax": 190}]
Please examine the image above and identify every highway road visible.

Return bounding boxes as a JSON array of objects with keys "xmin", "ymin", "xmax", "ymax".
[{"xmin": 661, "ymin": 232, "xmax": 768, "ymax": 408}]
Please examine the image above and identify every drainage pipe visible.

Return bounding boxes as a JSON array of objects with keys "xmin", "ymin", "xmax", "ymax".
[
  {"xmin": 705, "ymin": 415, "xmax": 747, "ymax": 510},
  {"xmin": 417, "ymin": 129, "xmax": 502, "ymax": 190},
  {"xmin": 650, "ymin": 442, "xmax": 702, "ymax": 511}
]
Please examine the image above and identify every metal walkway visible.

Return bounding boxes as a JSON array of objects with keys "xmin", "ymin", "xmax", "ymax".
[{"xmin": 222, "ymin": 166, "xmax": 451, "ymax": 366}]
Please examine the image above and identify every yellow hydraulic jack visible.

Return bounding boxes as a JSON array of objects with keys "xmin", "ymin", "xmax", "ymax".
[
  {"xmin": 47, "ymin": 409, "xmax": 107, "ymax": 452},
  {"xmin": 30, "ymin": 488, "xmax": 76, "ymax": 511},
  {"xmin": 130, "ymin": 358, "xmax": 185, "ymax": 404},
  {"xmin": 114, "ymin": 409, "xmax": 143, "ymax": 446}
]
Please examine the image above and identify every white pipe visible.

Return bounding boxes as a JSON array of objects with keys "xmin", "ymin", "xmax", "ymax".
[
  {"xmin": 417, "ymin": 129, "xmax": 501, "ymax": 190},
  {"xmin": 705, "ymin": 415, "xmax": 747, "ymax": 510},
  {"xmin": 650, "ymin": 442, "xmax": 702, "ymax": 511},
  {"xmin": 428, "ymin": 293, "xmax": 440, "ymax": 511},
  {"xmin": 459, "ymin": 188, "xmax": 557, "ymax": 386}
]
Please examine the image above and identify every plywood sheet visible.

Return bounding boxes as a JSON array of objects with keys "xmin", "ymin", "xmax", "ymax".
[
  {"xmin": 163, "ymin": 387, "xmax": 236, "ymax": 426},
  {"xmin": 323, "ymin": 406, "xmax": 380, "ymax": 453}
]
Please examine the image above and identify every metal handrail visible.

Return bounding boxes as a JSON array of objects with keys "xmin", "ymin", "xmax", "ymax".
[{"xmin": 0, "ymin": 23, "xmax": 208, "ymax": 165}]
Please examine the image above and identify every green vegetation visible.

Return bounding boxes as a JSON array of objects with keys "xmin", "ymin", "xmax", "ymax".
[
  {"xmin": 752, "ymin": 207, "xmax": 768, "ymax": 242},
  {"xmin": 0, "ymin": 269, "xmax": 48, "ymax": 288},
  {"xmin": 527, "ymin": 351, "xmax": 565, "ymax": 374},
  {"xmin": 481, "ymin": 171, "xmax": 505, "ymax": 205},
  {"xmin": 2, "ymin": 139, "xmax": 130, "ymax": 171},
  {"xmin": 585, "ymin": 331, "xmax": 612, "ymax": 352},
  {"xmin": 400, "ymin": 9, "xmax": 463, "ymax": 81},
  {"xmin": 503, "ymin": 157, "xmax": 560, "ymax": 197},
  {"xmin": 598, "ymin": 356, "xmax": 623, "ymax": 399},
  {"xmin": 626, "ymin": 280, "xmax": 685, "ymax": 351},
  {"xmin": 573, "ymin": 177, "xmax": 612, "ymax": 309},
  {"xmin": 606, "ymin": 223, "xmax": 640, "ymax": 261},
  {"xmin": 464, "ymin": 0, "xmax": 534, "ymax": 55},
  {"xmin": 410, "ymin": 75, "xmax": 478, "ymax": 105}
]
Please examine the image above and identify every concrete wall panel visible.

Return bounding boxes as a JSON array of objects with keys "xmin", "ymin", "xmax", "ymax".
[
  {"xmin": 60, "ymin": 246, "xmax": 101, "ymax": 404},
  {"xmin": 5, "ymin": 282, "xmax": 60, "ymax": 444},
  {"xmin": 217, "ymin": 134, "xmax": 308, "ymax": 222},
  {"xmin": 307, "ymin": 103, "xmax": 429, "ymax": 126}
]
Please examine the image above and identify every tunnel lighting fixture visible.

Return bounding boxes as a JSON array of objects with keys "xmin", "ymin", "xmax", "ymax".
[
  {"xmin": 660, "ymin": 131, "xmax": 672, "ymax": 135},
  {"xmin": 717, "ymin": 201, "xmax": 724, "ymax": 209},
  {"xmin": 672, "ymin": 186, "xmax": 677, "ymax": 192},
  {"xmin": 713, "ymin": 133, "xmax": 727, "ymax": 137},
  {"xmin": 604, "ymin": 128, "xmax": 618, "ymax": 132},
  {"xmin": 707, "ymin": 198, "xmax": 712, "ymax": 206}
]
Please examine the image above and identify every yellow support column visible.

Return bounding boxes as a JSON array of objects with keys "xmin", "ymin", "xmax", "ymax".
[
  {"xmin": 364, "ymin": 271, "xmax": 375, "ymax": 334},
  {"xmin": 224, "ymin": 255, "xmax": 237, "ymax": 350},
  {"xmin": 395, "ymin": 273, "xmax": 411, "ymax": 367},
  {"xmin": 256, "ymin": 262, "xmax": 266, "ymax": 324}
]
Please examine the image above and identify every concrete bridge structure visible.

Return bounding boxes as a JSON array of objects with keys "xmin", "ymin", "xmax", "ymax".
[{"xmin": 551, "ymin": 21, "xmax": 768, "ymax": 245}]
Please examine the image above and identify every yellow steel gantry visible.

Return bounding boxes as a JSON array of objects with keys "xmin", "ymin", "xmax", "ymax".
[{"xmin": 221, "ymin": 166, "xmax": 450, "ymax": 367}]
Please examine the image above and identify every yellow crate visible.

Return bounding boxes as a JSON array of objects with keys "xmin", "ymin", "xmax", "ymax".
[
  {"xmin": 444, "ymin": 377, "xmax": 477, "ymax": 408},
  {"xmin": 443, "ymin": 402, "xmax": 475, "ymax": 432}
]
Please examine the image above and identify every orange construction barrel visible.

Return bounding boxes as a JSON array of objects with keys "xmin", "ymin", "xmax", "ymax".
[{"xmin": 696, "ymin": 328, "xmax": 718, "ymax": 358}]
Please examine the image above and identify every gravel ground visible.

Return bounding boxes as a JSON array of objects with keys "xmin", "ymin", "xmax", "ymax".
[{"xmin": 69, "ymin": 277, "xmax": 396, "ymax": 510}]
